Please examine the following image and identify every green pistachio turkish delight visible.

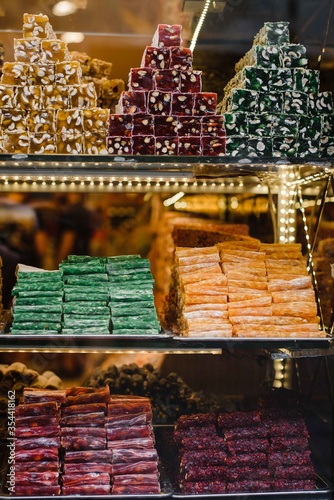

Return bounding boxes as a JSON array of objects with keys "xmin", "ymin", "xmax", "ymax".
[
  {"xmin": 280, "ymin": 44, "xmax": 308, "ymax": 68},
  {"xmin": 235, "ymin": 45, "xmax": 281, "ymax": 72},
  {"xmin": 309, "ymin": 92, "xmax": 333, "ymax": 115},
  {"xmin": 111, "ymin": 305, "xmax": 157, "ymax": 318},
  {"xmin": 321, "ymin": 115, "xmax": 334, "ymax": 136},
  {"xmin": 248, "ymin": 137, "xmax": 273, "ymax": 156},
  {"xmin": 16, "ymin": 270, "xmax": 62, "ymax": 281},
  {"xmin": 272, "ymin": 136, "xmax": 299, "ymax": 157},
  {"xmin": 111, "ymin": 328, "xmax": 160, "ymax": 335},
  {"xmin": 253, "ymin": 22, "xmax": 290, "ymax": 46},
  {"xmin": 248, "ymin": 114, "xmax": 272, "ymax": 136},
  {"xmin": 62, "ymin": 315, "xmax": 110, "ymax": 326},
  {"xmin": 14, "ymin": 296, "xmax": 63, "ymax": 305},
  {"xmin": 64, "ymin": 292, "xmax": 109, "ymax": 302},
  {"xmin": 225, "ymin": 136, "xmax": 249, "ymax": 156},
  {"xmin": 62, "ymin": 303, "xmax": 110, "ymax": 315},
  {"xmin": 10, "ymin": 321, "xmax": 62, "ymax": 332},
  {"xmin": 13, "ymin": 304, "xmax": 63, "ymax": 314},
  {"xmin": 224, "ymin": 113, "xmax": 248, "ymax": 136},
  {"xmin": 268, "ymin": 69, "xmax": 292, "ymax": 91},
  {"xmin": 299, "ymin": 115, "xmax": 322, "ymax": 140},
  {"xmin": 62, "ymin": 327, "xmax": 110, "ymax": 335},
  {"xmin": 13, "ymin": 312, "xmax": 62, "ymax": 322},
  {"xmin": 13, "ymin": 281, "xmax": 63, "ymax": 292},
  {"xmin": 271, "ymin": 114, "xmax": 299, "ymax": 137},
  {"xmin": 258, "ymin": 92, "xmax": 283, "ymax": 113},
  {"xmin": 112, "ymin": 316, "xmax": 160, "ymax": 330},
  {"xmin": 109, "ymin": 289, "xmax": 155, "ymax": 302},
  {"xmin": 298, "ymin": 139, "xmax": 320, "ymax": 158},
  {"xmin": 283, "ymin": 91, "xmax": 308, "ymax": 115},
  {"xmin": 293, "ymin": 69, "xmax": 320, "ymax": 94},
  {"xmin": 320, "ymin": 136, "xmax": 334, "ymax": 156},
  {"xmin": 228, "ymin": 89, "xmax": 258, "ymax": 113},
  {"xmin": 63, "ymin": 274, "xmax": 109, "ymax": 285}
]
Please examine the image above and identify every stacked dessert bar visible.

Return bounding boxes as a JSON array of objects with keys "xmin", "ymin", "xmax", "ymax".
[
  {"xmin": 218, "ymin": 21, "xmax": 334, "ymax": 158},
  {"xmin": 108, "ymin": 24, "xmax": 226, "ymax": 156}
]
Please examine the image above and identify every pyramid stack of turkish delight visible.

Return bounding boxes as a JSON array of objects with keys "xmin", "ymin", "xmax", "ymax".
[
  {"xmin": 108, "ymin": 24, "xmax": 226, "ymax": 156},
  {"xmin": 0, "ymin": 13, "xmax": 109, "ymax": 154},
  {"xmin": 174, "ymin": 389, "xmax": 317, "ymax": 494},
  {"xmin": 165, "ymin": 240, "xmax": 326, "ymax": 338},
  {"xmin": 218, "ymin": 21, "xmax": 334, "ymax": 158}
]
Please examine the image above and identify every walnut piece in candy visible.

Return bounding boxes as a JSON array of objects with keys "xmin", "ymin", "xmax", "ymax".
[
  {"xmin": 108, "ymin": 114, "xmax": 133, "ymax": 136},
  {"xmin": 147, "ymin": 91, "xmax": 171, "ymax": 115},
  {"xmin": 107, "ymin": 136, "xmax": 132, "ymax": 155},
  {"xmin": 155, "ymin": 136, "xmax": 178, "ymax": 155},
  {"xmin": 116, "ymin": 91, "xmax": 147, "ymax": 114},
  {"xmin": 151, "ymin": 24, "xmax": 182, "ymax": 47},
  {"xmin": 154, "ymin": 69, "xmax": 180, "ymax": 91},
  {"xmin": 1, "ymin": 62, "xmax": 29, "ymax": 85},
  {"xmin": 132, "ymin": 114, "xmax": 154, "ymax": 136},
  {"xmin": 170, "ymin": 47, "xmax": 193, "ymax": 70},
  {"xmin": 128, "ymin": 68, "xmax": 154, "ymax": 91},
  {"xmin": 132, "ymin": 135, "xmax": 155, "ymax": 155},
  {"xmin": 29, "ymin": 132, "xmax": 56, "ymax": 154},
  {"xmin": 41, "ymin": 39, "xmax": 69, "ymax": 63},
  {"xmin": 180, "ymin": 70, "xmax": 202, "ymax": 93},
  {"xmin": 141, "ymin": 46, "xmax": 170, "ymax": 70},
  {"xmin": 55, "ymin": 61, "xmax": 82, "ymax": 85},
  {"xmin": 14, "ymin": 37, "xmax": 41, "ymax": 63},
  {"xmin": 171, "ymin": 93, "xmax": 194, "ymax": 116},
  {"xmin": 178, "ymin": 136, "xmax": 202, "ymax": 156}
]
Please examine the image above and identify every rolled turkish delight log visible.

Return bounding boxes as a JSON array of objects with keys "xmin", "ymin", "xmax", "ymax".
[
  {"xmin": 61, "ymin": 427, "xmax": 106, "ymax": 438},
  {"xmin": 174, "ymin": 425, "xmax": 217, "ymax": 445},
  {"xmin": 60, "ymin": 411, "xmax": 105, "ymax": 427},
  {"xmin": 107, "ymin": 437, "xmax": 155, "ymax": 450},
  {"xmin": 106, "ymin": 424, "xmax": 153, "ymax": 441},
  {"xmin": 223, "ymin": 426, "xmax": 268, "ymax": 440},
  {"xmin": 15, "ymin": 426, "xmax": 60, "ymax": 438},
  {"xmin": 112, "ymin": 484, "xmax": 161, "ymax": 494},
  {"xmin": 273, "ymin": 465, "xmax": 316, "ymax": 480},
  {"xmin": 272, "ymin": 479, "xmax": 316, "ymax": 491},
  {"xmin": 217, "ymin": 410, "xmax": 261, "ymax": 429},
  {"xmin": 179, "ymin": 450, "xmax": 227, "ymax": 467},
  {"xmin": 15, "ymin": 461, "xmax": 59, "ymax": 472},
  {"xmin": 226, "ymin": 452, "xmax": 267, "ymax": 467},
  {"xmin": 111, "ymin": 460, "xmax": 158, "ymax": 475},
  {"xmin": 180, "ymin": 465, "xmax": 229, "ymax": 482},
  {"xmin": 268, "ymin": 450, "xmax": 312, "ymax": 468},
  {"xmin": 113, "ymin": 473, "xmax": 160, "ymax": 485},
  {"xmin": 15, "ymin": 448, "xmax": 59, "ymax": 461},
  {"xmin": 62, "ymin": 484, "xmax": 111, "ymax": 495},
  {"xmin": 14, "ymin": 471, "xmax": 59, "ymax": 485},
  {"xmin": 111, "ymin": 448, "xmax": 158, "ymax": 463},
  {"xmin": 64, "ymin": 385, "xmax": 110, "ymax": 405},
  {"xmin": 105, "ymin": 413, "xmax": 151, "ymax": 427},
  {"xmin": 228, "ymin": 467, "xmax": 271, "ymax": 481},
  {"xmin": 64, "ymin": 462, "xmax": 112, "ymax": 473},
  {"xmin": 175, "ymin": 413, "xmax": 216, "ymax": 430},
  {"xmin": 62, "ymin": 472, "xmax": 110, "ymax": 486},
  {"xmin": 178, "ymin": 436, "xmax": 227, "ymax": 451},
  {"xmin": 227, "ymin": 480, "xmax": 272, "ymax": 493},
  {"xmin": 61, "ymin": 435, "xmax": 106, "ymax": 451},
  {"xmin": 14, "ymin": 485, "xmax": 61, "ymax": 496},
  {"xmin": 15, "ymin": 414, "xmax": 59, "ymax": 428},
  {"xmin": 64, "ymin": 449, "xmax": 112, "ymax": 463},
  {"xmin": 179, "ymin": 480, "xmax": 227, "ymax": 494},
  {"xmin": 15, "ymin": 401, "xmax": 59, "ymax": 417},
  {"xmin": 227, "ymin": 438, "xmax": 270, "ymax": 455}
]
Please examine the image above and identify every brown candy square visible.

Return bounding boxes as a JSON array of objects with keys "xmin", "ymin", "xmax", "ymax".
[
  {"xmin": 83, "ymin": 132, "xmax": 108, "ymax": 155},
  {"xmin": 14, "ymin": 38, "xmax": 41, "ymax": 63},
  {"xmin": 56, "ymin": 109, "xmax": 84, "ymax": 135},
  {"xmin": 43, "ymin": 85, "xmax": 70, "ymax": 110},
  {"xmin": 29, "ymin": 133, "xmax": 56, "ymax": 154},
  {"xmin": 0, "ymin": 85, "xmax": 15, "ymax": 108},
  {"xmin": 27, "ymin": 110, "xmax": 56, "ymax": 134},
  {"xmin": 55, "ymin": 61, "xmax": 82, "ymax": 85},
  {"xmin": 3, "ymin": 132, "xmax": 29, "ymax": 153},
  {"xmin": 28, "ymin": 64, "xmax": 55, "ymax": 85},
  {"xmin": 41, "ymin": 40, "xmax": 69, "ymax": 63},
  {"xmin": 56, "ymin": 133, "xmax": 84, "ymax": 154},
  {"xmin": 69, "ymin": 83, "xmax": 97, "ymax": 108},
  {"xmin": 16, "ymin": 85, "xmax": 43, "ymax": 110},
  {"xmin": 1, "ymin": 62, "xmax": 29, "ymax": 85}
]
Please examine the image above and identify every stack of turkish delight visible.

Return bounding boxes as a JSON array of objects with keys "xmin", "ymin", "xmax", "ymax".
[
  {"xmin": 175, "ymin": 413, "xmax": 228, "ymax": 494},
  {"xmin": 217, "ymin": 410, "xmax": 271, "ymax": 493},
  {"xmin": 0, "ymin": 13, "xmax": 109, "ymax": 154},
  {"xmin": 108, "ymin": 24, "xmax": 226, "ymax": 156},
  {"xmin": 60, "ymin": 386, "xmax": 112, "ymax": 495},
  {"xmin": 10, "ymin": 269, "xmax": 63, "ymax": 335},
  {"xmin": 107, "ymin": 395, "xmax": 161, "ymax": 494},
  {"xmin": 60, "ymin": 255, "xmax": 111, "ymax": 335},
  {"xmin": 259, "ymin": 389, "xmax": 316, "ymax": 491},
  {"xmin": 107, "ymin": 255, "xmax": 160, "ymax": 335},
  {"xmin": 13, "ymin": 388, "xmax": 65, "ymax": 496},
  {"xmin": 218, "ymin": 21, "xmax": 334, "ymax": 158}
]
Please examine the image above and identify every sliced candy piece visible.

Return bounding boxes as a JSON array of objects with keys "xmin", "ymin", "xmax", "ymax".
[
  {"xmin": 272, "ymin": 136, "xmax": 299, "ymax": 157},
  {"xmin": 248, "ymin": 137, "xmax": 272, "ymax": 156},
  {"xmin": 253, "ymin": 22, "xmax": 290, "ymax": 46},
  {"xmin": 258, "ymin": 92, "xmax": 282, "ymax": 113},
  {"xmin": 43, "ymin": 84, "xmax": 70, "ymax": 109},
  {"xmin": 28, "ymin": 63, "xmax": 55, "ymax": 85},
  {"xmin": 226, "ymin": 89, "xmax": 257, "ymax": 113},
  {"xmin": 83, "ymin": 107, "xmax": 109, "ymax": 133},
  {"xmin": 298, "ymin": 139, "xmax": 320, "ymax": 158},
  {"xmin": 23, "ymin": 13, "xmax": 55, "ymax": 39},
  {"xmin": 154, "ymin": 69, "xmax": 180, "ymax": 91},
  {"xmin": 132, "ymin": 113, "xmax": 154, "ymax": 135},
  {"xmin": 235, "ymin": 45, "xmax": 280, "ymax": 73},
  {"xmin": 15, "ymin": 85, "xmax": 42, "ymax": 110},
  {"xmin": 147, "ymin": 90, "xmax": 171, "ymax": 115},
  {"xmin": 155, "ymin": 136, "xmax": 178, "ymax": 155},
  {"xmin": 201, "ymin": 136, "xmax": 226, "ymax": 156},
  {"xmin": 225, "ymin": 136, "xmax": 249, "ymax": 156},
  {"xmin": 55, "ymin": 61, "xmax": 82, "ymax": 85},
  {"xmin": 14, "ymin": 37, "xmax": 41, "ymax": 63},
  {"xmin": 84, "ymin": 132, "xmax": 108, "ymax": 155},
  {"xmin": 180, "ymin": 70, "xmax": 202, "ymax": 92},
  {"xmin": 41, "ymin": 39, "xmax": 69, "ymax": 63},
  {"xmin": 1, "ymin": 109, "xmax": 27, "ymax": 132},
  {"xmin": 27, "ymin": 109, "xmax": 56, "ymax": 133},
  {"xmin": 243, "ymin": 66, "xmax": 269, "ymax": 91},
  {"xmin": 280, "ymin": 44, "xmax": 308, "ymax": 68},
  {"xmin": 170, "ymin": 47, "xmax": 193, "ymax": 70},
  {"xmin": 178, "ymin": 136, "xmax": 201, "ymax": 155},
  {"xmin": 152, "ymin": 24, "xmax": 182, "ymax": 47},
  {"xmin": 69, "ymin": 83, "xmax": 97, "ymax": 108},
  {"xmin": 3, "ymin": 132, "xmax": 29, "ymax": 154},
  {"xmin": 116, "ymin": 91, "xmax": 147, "ymax": 114},
  {"xmin": 154, "ymin": 115, "xmax": 178, "ymax": 136},
  {"xmin": 171, "ymin": 92, "xmax": 194, "ymax": 115},
  {"xmin": 132, "ymin": 135, "xmax": 155, "ymax": 155},
  {"xmin": 178, "ymin": 116, "xmax": 201, "ymax": 136},
  {"xmin": 271, "ymin": 114, "xmax": 299, "ymax": 137},
  {"xmin": 224, "ymin": 112, "xmax": 248, "ymax": 136},
  {"xmin": 56, "ymin": 108, "xmax": 84, "ymax": 135},
  {"xmin": 268, "ymin": 68, "xmax": 292, "ymax": 91},
  {"xmin": 0, "ymin": 84, "xmax": 15, "ymax": 108},
  {"xmin": 141, "ymin": 46, "xmax": 170, "ymax": 69},
  {"xmin": 107, "ymin": 136, "xmax": 132, "ymax": 155},
  {"xmin": 283, "ymin": 91, "xmax": 308, "ymax": 115},
  {"xmin": 248, "ymin": 114, "xmax": 272, "ymax": 136},
  {"xmin": 201, "ymin": 115, "xmax": 225, "ymax": 136},
  {"xmin": 30, "ymin": 132, "xmax": 56, "ymax": 154},
  {"xmin": 193, "ymin": 92, "xmax": 217, "ymax": 115},
  {"xmin": 1, "ymin": 61, "xmax": 29, "ymax": 85},
  {"xmin": 56, "ymin": 133, "xmax": 84, "ymax": 154},
  {"xmin": 128, "ymin": 67, "xmax": 154, "ymax": 91},
  {"xmin": 320, "ymin": 136, "xmax": 334, "ymax": 157},
  {"xmin": 293, "ymin": 68, "xmax": 320, "ymax": 93},
  {"xmin": 299, "ymin": 115, "xmax": 321, "ymax": 140},
  {"xmin": 309, "ymin": 91, "xmax": 333, "ymax": 115},
  {"xmin": 321, "ymin": 115, "xmax": 334, "ymax": 136},
  {"xmin": 108, "ymin": 113, "xmax": 133, "ymax": 136}
]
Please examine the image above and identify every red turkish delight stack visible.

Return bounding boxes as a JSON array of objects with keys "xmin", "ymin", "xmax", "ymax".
[
  {"xmin": 108, "ymin": 24, "xmax": 226, "ymax": 156},
  {"xmin": 175, "ymin": 413, "xmax": 228, "ymax": 494},
  {"xmin": 107, "ymin": 395, "xmax": 161, "ymax": 494},
  {"xmin": 13, "ymin": 389, "xmax": 64, "ymax": 496},
  {"xmin": 60, "ymin": 386, "xmax": 112, "ymax": 495}
]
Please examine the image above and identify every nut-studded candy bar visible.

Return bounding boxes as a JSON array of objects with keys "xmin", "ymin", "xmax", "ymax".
[
  {"xmin": 2, "ymin": 109, "xmax": 27, "ymax": 132},
  {"xmin": 23, "ymin": 13, "xmax": 55, "ymax": 39},
  {"xmin": 3, "ymin": 132, "xmax": 29, "ymax": 153},
  {"xmin": 299, "ymin": 115, "xmax": 321, "ymax": 140},
  {"xmin": 268, "ymin": 68, "xmax": 293, "ymax": 91},
  {"xmin": 258, "ymin": 92, "xmax": 282, "ymax": 113},
  {"xmin": 321, "ymin": 115, "xmax": 334, "ymax": 136},
  {"xmin": 178, "ymin": 116, "xmax": 201, "ymax": 136},
  {"xmin": 243, "ymin": 66, "xmax": 269, "ymax": 91},
  {"xmin": 41, "ymin": 39, "xmax": 69, "ymax": 63},
  {"xmin": 152, "ymin": 24, "xmax": 182, "ymax": 47},
  {"xmin": 154, "ymin": 115, "xmax": 179, "ymax": 136},
  {"xmin": 15, "ymin": 85, "xmax": 42, "ymax": 110},
  {"xmin": 108, "ymin": 114, "xmax": 133, "ymax": 136},
  {"xmin": 155, "ymin": 136, "xmax": 178, "ymax": 155},
  {"xmin": 141, "ymin": 46, "xmax": 170, "ymax": 69},
  {"xmin": 309, "ymin": 91, "xmax": 333, "ymax": 115},
  {"xmin": 132, "ymin": 114, "xmax": 154, "ymax": 135},
  {"xmin": 320, "ymin": 136, "xmax": 334, "ymax": 157},
  {"xmin": 0, "ymin": 84, "xmax": 15, "ymax": 108},
  {"xmin": 28, "ymin": 63, "xmax": 55, "ymax": 85},
  {"xmin": 272, "ymin": 136, "xmax": 299, "ymax": 157},
  {"xmin": 147, "ymin": 91, "xmax": 171, "ymax": 115},
  {"xmin": 56, "ymin": 109, "xmax": 84, "ymax": 135},
  {"xmin": 56, "ymin": 133, "xmax": 84, "ymax": 154},
  {"xmin": 283, "ymin": 91, "xmax": 308, "ymax": 115},
  {"xmin": 178, "ymin": 136, "xmax": 201, "ymax": 156},
  {"xmin": 14, "ymin": 37, "xmax": 41, "ymax": 63},
  {"xmin": 223, "ymin": 112, "xmax": 248, "ymax": 136},
  {"xmin": 171, "ymin": 92, "xmax": 194, "ymax": 115},
  {"xmin": 83, "ymin": 107, "xmax": 109, "ymax": 133},
  {"xmin": 201, "ymin": 136, "xmax": 226, "ymax": 156},
  {"xmin": 154, "ymin": 69, "xmax": 180, "ymax": 91},
  {"xmin": 1, "ymin": 62, "xmax": 29, "ymax": 85},
  {"xmin": 271, "ymin": 114, "xmax": 299, "ymax": 137},
  {"xmin": 128, "ymin": 68, "xmax": 154, "ymax": 91},
  {"xmin": 201, "ymin": 115, "xmax": 226, "ymax": 136},
  {"xmin": 248, "ymin": 137, "xmax": 272, "ymax": 156},
  {"xmin": 55, "ymin": 61, "xmax": 82, "ymax": 85},
  {"xmin": 280, "ymin": 44, "xmax": 308, "ymax": 68},
  {"xmin": 107, "ymin": 136, "xmax": 132, "ymax": 155},
  {"xmin": 225, "ymin": 136, "xmax": 249, "ymax": 156},
  {"xmin": 193, "ymin": 92, "xmax": 217, "ymax": 115},
  {"xmin": 170, "ymin": 47, "xmax": 193, "ymax": 70},
  {"xmin": 70, "ymin": 83, "xmax": 97, "ymax": 108},
  {"xmin": 293, "ymin": 68, "xmax": 320, "ymax": 94},
  {"xmin": 116, "ymin": 91, "xmax": 147, "ymax": 114},
  {"xmin": 298, "ymin": 139, "xmax": 320, "ymax": 158},
  {"xmin": 253, "ymin": 22, "xmax": 290, "ymax": 46},
  {"xmin": 248, "ymin": 114, "xmax": 272, "ymax": 136},
  {"xmin": 43, "ymin": 84, "xmax": 70, "ymax": 109},
  {"xmin": 235, "ymin": 45, "xmax": 281, "ymax": 73},
  {"xmin": 180, "ymin": 70, "xmax": 202, "ymax": 93},
  {"xmin": 132, "ymin": 135, "xmax": 155, "ymax": 155},
  {"xmin": 29, "ymin": 132, "xmax": 56, "ymax": 154},
  {"xmin": 227, "ymin": 89, "xmax": 258, "ymax": 113}
]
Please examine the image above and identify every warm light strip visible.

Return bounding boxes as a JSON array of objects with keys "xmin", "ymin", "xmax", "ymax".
[
  {"xmin": 0, "ymin": 348, "xmax": 222, "ymax": 355},
  {"xmin": 190, "ymin": 0, "xmax": 212, "ymax": 52}
]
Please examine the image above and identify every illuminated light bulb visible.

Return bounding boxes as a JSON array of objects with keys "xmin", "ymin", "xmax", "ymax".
[
  {"xmin": 61, "ymin": 32, "xmax": 84, "ymax": 44},
  {"xmin": 53, "ymin": 1, "xmax": 78, "ymax": 16},
  {"xmin": 190, "ymin": 0, "xmax": 212, "ymax": 52}
]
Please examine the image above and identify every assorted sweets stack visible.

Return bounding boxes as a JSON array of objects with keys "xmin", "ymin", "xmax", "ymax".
[
  {"xmin": 107, "ymin": 255, "xmax": 161, "ymax": 335},
  {"xmin": 10, "ymin": 269, "xmax": 63, "ymax": 335},
  {"xmin": 107, "ymin": 395, "xmax": 161, "ymax": 494},
  {"xmin": 0, "ymin": 13, "xmax": 109, "ymax": 154},
  {"xmin": 174, "ymin": 389, "xmax": 317, "ymax": 494},
  {"xmin": 218, "ymin": 21, "xmax": 334, "ymax": 158},
  {"xmin": 165, "ymin": 240, "xmax": 325, "ymax": 338},
  {"xmin": 13, "ymin": 388, "xmax": 65, "ymax": 496},
  {"xmin": 60, "ymin": 386, "xmax": 112, "ymax": 495},
  {"xmin": 108, "ymin": 24, "xmax": 226, "ymax": 156},
  {"xmin": 60, "ymin": 255, "xmax": 111, "ymax": 335}
]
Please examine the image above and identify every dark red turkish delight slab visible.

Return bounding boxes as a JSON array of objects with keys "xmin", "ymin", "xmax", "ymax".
[
  {"xmin": 176, "ymin": 413, "xmax": 217, "ymax": 430},
  {"xmin": 64, "ymin": 462, "xmax": 112, "ymax": 473},
  {"xmin": 117, "ymin": 91, "xmax": 147, "ymax": 114},
  {"xmin": 65, "ymin": 386, "xmax": 110, "ymax": 404},
  {"xmin": 15, "ymin": 414, "xmax": 59, "ymax": 428},
  {"xmin": 201, "ymin": 136, "xmax": 226, "ymax": 156},
  {"xmin": 226, "ymin": 452, "xmax": 267, "ymax": 468},
  {"xmin": 15, "ymin": 447, "xmax": 59, "ymax": 461},
  {"xmin": 14, "ymin": 485, "xmax": 61, "ymax": 496},
  {"xmin": 107, "ymin": 424, "xmax": 153, "ymax": 441},
  {"xmin": 15, "ymin": 425, "xmax": 60, "ymax": 439},
  {"xmin": 227, "ymin": 480, "xmax": 272, "ymax": 493},
  {"xmin": 178, "ymin": 136, "xmax": 202, "ymax": 155},
  {"xmin": 264, "ymin": 418, "xmax": 309, "ymax": 437},
  {"xmin": 65, "ymin": 449, "xmax": 112, "ymax": 463},
  {"xmin": 179, "ymin": 436, "xmax": 227, "ymax": 451},
  {"xmin": 273, "ymin": 465, "xmax": 316, "ymax": 480},
  {"xmin": 268, "ymin": 450, "xmax": 312, "ymax": 468},
  {"xmin": 61, "ymin": 435, "xmax": 106, "ymax": 450},
  {"xmin": 217, "ymin": 410, "xmax": 261, "ymax": 429},
  {"xmin": 180, "ymin": 450, "xmax": 227, "ymax": 467},
  {"xmin": 111, "ymin": 460, "xmax": 159, "ymax": 475},
  {"xmin": 171, "ymin": 92, "xmax": 194, "ymax": 115},
  {"xmin": 14, "ymin": 461, "xmax": 59, "ymax": 472},
  {"xmin": 111, "ymin": 448, "xmax": 158, "ymax": 463},
  {"xmin": 178, "ymin": 116, "xmax": 201, "ymax": 136},
  {"xmin": 193, "ymin": 92, "xmax": 217, "ymax": 115},
  {"xmin": 15, "ymin": 401, "xmax": 59, "ymax": 417},
  {"xmin": 272, "ymin": 479, "xmax": 316, "ymax": 491},
  {"xmin": 132, "ymin": 114, "xmax": 154, "ymax": 135},
  {"xmin": 112, "ymin": 484, "xmax": 161, "ymax": 494},
  {"xmin": 154, "ymin": 69, "xmax": 180, "ymax": 91},
  {"xmin": 201, "ymin": 115, "xmax": 226, "ymax": 136},
  {"xmin": 62, "ymin": 484, "xmax": 111, "ymax": 495},
  {"xmin": 108, "ymin": 114, "xmax": 133, "ymax": 136},
  {"xmin": 228, "ymin": 467, "xmax": 271, "ymax": 481},
  {"xmin": 152, "ymin": 24, "xmax": 182, "ymax": 47},
  {"xmin": 179, "ymin": 480, "xmax": 227, "ymax": 494},
  {"xmin": 62, "ymin": 402, "xmax": 107, "ymax": 416},
  {"xmin": 270, "ymin": 436, "xmax": 309, "ymax": 451},
  {"xmin": 106, "ymin": 413, "xmax": 150, "ymax": 428},
  {"xmin": 107, "ymin": 136, "xmax": 133, "ymax": 155},
  {"xmin": 180, "ymin": 70, "xmax": 202, "ymax": 92},
  {"xmin": 155, "ymin": 136, "xmax": 178, "ymax": 155},
  {"xmin": 174, "ymin": 424, "xmax": 217, "ymax": 445},
  {"xmin": 61, "ymin": 427, "xmax": 106, "ymax": 437},
  {"xmin": 107, "ymin": 436, "xmax": 155, "ymax": 449},
  {"xmin": 113, "ymin": 473, "xmax": 160, "ymax": 485},
  {"xmin": 132, "ymin": 135, "xmax": 155, "ymax": 155},
  {"xmin": 224, "ymin": 426, "xmax": 268, "ymax": 441},
  {"xmin": 62, "ymin": 472, "xmax": 110, "ymax": 486},
  {"xmin": 147, "ymin": 91, "xmax": 172, "ymax": 114},
  {"xmin": 141, "ymin": 46, "xmax": 170, "ymax": 69},
  {"xmin": 154, "ymin": 115, "xmax": 179, "ymax": 136},
  {"xmin": 15, "ymin": 436, "xmax": 60, "ymax": 450},
  {"xmin": 23, "ymin": 388, "xmax": 66, "ymax": 404},
  {"xmin": 170, "ymin": 47, "xmax": 193, "ymax": 70},
  {"xmin": 227, "ymin": 438, "xmax": 269, "ymax": 455},
  {"xmin": 61, "ymin": 411, "xmax": 105, "ymax": 427},
  {"xmin": 128, "ymin": 67, "xmax": 154, "ymax": 90},
  {"xmin": 180, "ymin": 465, "xmax": 229, "ymax": 482},
  {"xmin": 14, "ymin": 471, "xmax": 59, "ymax": 485}
]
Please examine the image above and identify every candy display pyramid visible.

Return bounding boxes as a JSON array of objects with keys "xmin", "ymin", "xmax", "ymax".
[
  {"xmin": 217, "ymin": 21, "xmax": 334, "ymax": 158},
  {"xmin": 0, "ymin": 13, "xmax": 109, "ymax": 154},
  {"xmin": 108, "ymin": 24, "xmax": 226, "ymax": 156}
]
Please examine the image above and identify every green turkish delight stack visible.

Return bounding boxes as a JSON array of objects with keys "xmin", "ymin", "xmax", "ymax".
[
  {"xmin": 11, "ymin": 270, "xmax": 63, "ymax": 334},
  {"xmin": 60, "ymin": 255, "xmax": 111, "ymax": 335},
  {"xmin": 107, "ymin": 255, "xmax": 160, "ymax": 335},
  {"xmin": 219, "ymin": 21, "xmax": 334, "ymax": 158}
]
